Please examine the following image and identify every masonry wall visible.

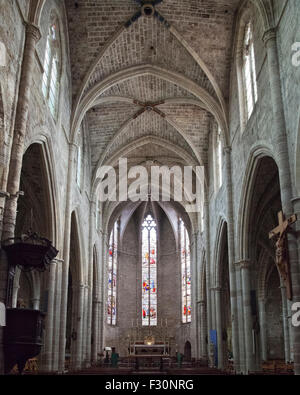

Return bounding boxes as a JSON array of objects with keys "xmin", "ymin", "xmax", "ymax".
[{"xmin": 206, "ymin": 0, "xmax": 300, "ymax": 368}]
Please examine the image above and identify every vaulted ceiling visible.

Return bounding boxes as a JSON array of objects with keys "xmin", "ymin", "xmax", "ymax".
[{"xmin": 65, "ymin": 0, "xmax": 242, "ymax": 184}]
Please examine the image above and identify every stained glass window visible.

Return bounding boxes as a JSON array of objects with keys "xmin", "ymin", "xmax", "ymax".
[
  {"xmin": 180, "ymin": 219, "xmax": 191, "ymax": 323},
  {"xmin": 142, "ymin": 214, "xmax": 157, "ymax": 326},
  {"xmin": 243, "ymin": 22, "xmax": 258, "ymax": 120},
  {"xmin": 107, "ymin": 221, "xmax": 118, "ymax": 325}
]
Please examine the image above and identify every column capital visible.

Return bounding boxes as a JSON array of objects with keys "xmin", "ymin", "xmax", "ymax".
[
  {"xmin": 291, "ymin": 197, "xmax": 300, "ymax": 213},
  {"xmin": 25, "ymin": 22, "xmax": 42, "ymax": 42},
  {"xmin": 223, "ymin": 146, "xmax": 232, "ymax": 155},
  {"xmin": 236, "ymin": 260, "xmax": 252, "ymax": 270},
  {"xmin": 52, "ymin": 258, "xmax": 64, "ymax": 265},
  {"xmin": 198, "ymin": 300, "xmax": 206, "ymax": 306},
  {"xmin": 262, "ymin": 28, "xmax": 277, "ymax": 46},
  {"xmin": 0, "ymin": 191, "xmax": 10, "ymax": 198},
  {"xmin": 211, "ymin": 286, "xmax": 222, "ymax": 292}
]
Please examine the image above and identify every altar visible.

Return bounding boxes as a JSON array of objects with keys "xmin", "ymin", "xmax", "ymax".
[{"xmin": 127, "ymin": 325, "xmax": 172, "ymax": 370}]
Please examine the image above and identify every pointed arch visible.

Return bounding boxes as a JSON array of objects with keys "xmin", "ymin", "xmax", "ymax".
[
  {"xmin": 237, "ymin": 145, "xmax": 277, "ymax": 261},
  {"xmin": 214, "ymin": 218, "xmax": 228, "ymax": 288},
  {"xmin": 71, "ymin": 64, "xmax": 229, "ymax": 146}
]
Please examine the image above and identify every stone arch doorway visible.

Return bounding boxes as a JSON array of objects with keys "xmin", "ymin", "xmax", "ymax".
[
  {"xmin": 8, "ymin": 142, "xmax": 58, "ymax": 372},
  {"xmin": 215, "ymin": 221, "xmax": 232, "ymax": 370},
  {"xmin": 12, "ymin": 143, "xmax": 55, "ymax": 310},
  {"xmin": 65, "ymin": 212, "xmax": 83, "ymax": 371},
  {"xmin": 243, "ymin": 155, "xmax": 287, "ymax": 366},
  {"xmin": 184, "ymin": 341, "xmax": 192, "ymax": 362}
]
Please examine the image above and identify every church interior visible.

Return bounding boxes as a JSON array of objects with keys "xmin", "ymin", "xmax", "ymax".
[{"xmin": 0, "ymin": 0, "xmax": 300, "ymax": 376}]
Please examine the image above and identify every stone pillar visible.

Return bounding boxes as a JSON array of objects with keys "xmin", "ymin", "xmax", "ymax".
[
  {"xmin": 99, "ymin": 229, "xmax": 105, "ymax": 354},
  {"xmin": 77, "ymin": 284, "xmax": 85, "ymax": 371},
  {"xmin": 191, "ymin": 233, "xmax": 198, "ymax": 358},
  {"xmin": 235, "ymin": 263, "xmax": 246, "ymax": 373},
  {"xmin": 82, "ymin": 285, "xmax": 89, "ymax": 366},
  {"xmin": 58, "ymin": 143, "xmax": 76, "ymax": 373},
  {"xmin": 258, "ymin": 299, "xmax": 267, "ymax": 362},
  {"xmin": 92, "ymin": 299, "xmax": 100, "ymax": 364},
  {"xmin": 224, "ymin": 147, "xmax": 240, "ymax": 372},
  {"xmin": 291, "ymin": 196, "xmax": 300, "ymax": 367},
  {"xmin": 214, "ymin": 287, "xmax": 224, "ymax": 369},
  {"xmin": 0, "ymin": 24, "xmax": 41, "ymax": 375},
  {"xmin": 204, "ymin": 188, "xmax": 212, "ymax": 356},
  {"xmin": 263, "ymin": 29, "xmax": 300, "ymax": 375},
  {"xmin": 11, "ymin": 269, "xmax": 21, "ymax": 308},
  {"xmin": 52, "ymin": 259, "xmax": 63, "ymax": 371},
  {"xmin": 42, "ymin": 259, "xmax": 58, "ymax": 372},
  {"xmin": 31, "ymin": 298, "xmax": 40, "ymax": 310},
  {"xmin": 2, "ymin": 23, "xmax": 41, "ymax": 242},
  {"xmin": 239, "ymin": 260, "xmax": 255, "ymax": 373},
  {"xmin": 280, "ymin": 284, "xmax": 291, "ymax": 363},
  {"xmin": 198, "ymin": 300, "xmax": 207, "ymax": 359},
  {"xmin": 210, "ymin": 287, "xmax": 216, "ymax": 331}
]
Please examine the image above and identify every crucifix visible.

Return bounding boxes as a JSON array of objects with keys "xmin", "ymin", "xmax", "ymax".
[{"xmin": 269, "ymin": 211, "xmax": 297, "ymax": 300}]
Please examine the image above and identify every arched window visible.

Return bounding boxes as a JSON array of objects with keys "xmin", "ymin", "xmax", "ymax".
[
  {"xmin": 242, "ymin": 22, "xmax": 258, "ymax": 120},
  {"xmin": 142, "ymin": 214, "xmax": 157, "ymax": 326},
  {"xmin": 42, "ymin": 17, "xmax": 61, "ymax": 118},
  {"xmin": 216, "ymin": 126, "xmax": 223, "ymax": 189},
  {"xmin": 76, "ymin": 145, "xmax": 82, "ymax": 187},
  {"xmin": 107, "ymin": 221, "xmax": 118, "ymax": 325},
  {"xmin": 76, "ymin": 129, "xmax": 83, "ymax": 189},
  {"xmin": 180, "ymin": 218, "xmax": 191, "ymax": 323},
  {"xmin": 213, "ymin": 124, "xmax": 223, "ymax": 193}
]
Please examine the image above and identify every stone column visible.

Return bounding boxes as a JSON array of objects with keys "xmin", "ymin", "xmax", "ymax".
[
  {"xmin": 2, "ymin": 23, "xmax": 41, "ymax": 241},
  {"xmin": 82, "ymin": 285, "xmax": 89, "ymax": 366},
  {"xmin": 239, "ymin": 260, "xmax": 255, "ymax": 373},
  {"xmin": 0, "ymin": 24, "xmax": 41, "ymax": 375},
  {"xmin": 191, "ymin": 233, "xmax": 198, "ymax": 358},
  {"xmin": 198, "ymin": 300, "xmax": 207, "ymax": 359},
  {"xmin": 31, "ymin": 298, "xmax": 40, "ymax": 310},
  {"xmin": 280, "ymin": 284, "xmax": 291, "ymax": 363},
  {"xmin": 11, "ymin": 269, "xmax": 21, "ymax": 308},
  {"xmin": 235, "ymin": 262, "xmax": 246, "ymax": 373},
  {"xmin": 84, "ymin": 200, "xmax": 96, "ymax": 367},
  {"xmin": 99, "ymin": 227, "xmax": 106, "ymax": 354},
  {"xmin": 58, "ymin": 143, "xmax": 76, "ymax": 373},
  {"xmin": 224, "ymin": 147, "xmax": 240, "ymax": 372},
  {"xmin": 92, "ymin": 299, "xmax": 100, "ymax": 364},
  {"xmin": 214, "ymin": 287, "xmax": 224, "ymax": 369},
  {"xmin": 210, "ymin": 287, "xmax": 216, "ymax": 331},
  {"xmin": 263, "ymin": 29, "xmax": 300, "ymax": 375},
  {"xmin": 204, "ymin": 188, "xmax": 212, "ymax": 355},
  {"xmin": 52, "ymin": 259, "xmax": 63, "ymax": 371},
  {"xmin": 71, "ymin": 284, "xmax": 84, "ymax": 371},
  {"xmin": 291, "ymin": 196, "xmax": 300, "ymax": 368},
  {"xmin": 258, "ymin": 298, "xmax": 267, "ymax": 362},
  {"xmin": 42, "ymin": 259, "xmax": 58, "ymax": 372},
  {"xmin": 79, "ymin": 284, "xmax": 85, "ymax": 370}
]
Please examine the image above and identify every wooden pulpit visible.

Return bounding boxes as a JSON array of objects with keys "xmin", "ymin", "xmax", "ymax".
[{"xmin": 4, "ymin": 308, "xmax": 45, "ymax": 374}]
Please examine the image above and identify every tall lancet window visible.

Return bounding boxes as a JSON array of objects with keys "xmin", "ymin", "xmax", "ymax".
[
  {"xmin": 180, "ymin": 219, "xmax": 191, "ymax": 323},
  {"xmin": 107, "ymin": 221, "xmax": 118, "ymax": 325},
  {"xmin": 42, "ymin": 18, "xmax": 61, "ymax": 118},
  {"xmin": 142, "ymin": 214, "xmax": 157, "ymax": 326},
  {"xmin": 243, "ymin": 22, "xmax": 258, "ymax": 120}
]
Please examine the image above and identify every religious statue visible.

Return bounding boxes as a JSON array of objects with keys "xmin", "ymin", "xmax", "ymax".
[
  {"xmin": 269, "ymin": 211, "xmax": 297, "ymax": 300},
  {"xmin": 111, "ymin": 348, "xmax": 119, "ymax": 368}
]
